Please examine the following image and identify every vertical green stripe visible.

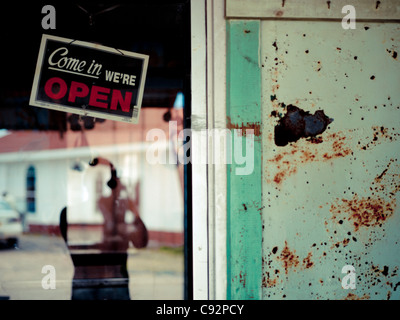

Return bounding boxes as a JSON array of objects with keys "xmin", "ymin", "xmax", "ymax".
[{"xmin": 226, "ymin": 20, "xmax": 262, "ymax": 300}]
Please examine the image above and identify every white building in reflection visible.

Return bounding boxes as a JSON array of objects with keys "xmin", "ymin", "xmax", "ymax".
[{"xmin": 0, "ymin": 108, "xmax": 184, "ymax": 246}]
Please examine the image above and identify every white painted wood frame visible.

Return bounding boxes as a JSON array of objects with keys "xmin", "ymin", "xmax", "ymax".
[
  {"xmin": 191, "ymin": 0, "xmax": 227, "ymax": 299},
  {"xmin": 226, "ymin": 0, "xmax": 400, "ymax": 20}
]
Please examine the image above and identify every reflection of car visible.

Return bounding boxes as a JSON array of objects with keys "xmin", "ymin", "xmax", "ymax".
[{"xmin": 0, "ymin": 200, "xmax": 23, "ymax": 247}]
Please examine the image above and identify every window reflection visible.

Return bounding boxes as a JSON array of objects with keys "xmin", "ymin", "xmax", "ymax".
[
  {"xmin": 0, "ymin": 109, "xmax": 185, "ymax": 300},
  {"xmin": 0, "ymin": 1, "xmax": 189, "ymax": 300},
  {"xmin": 61, "ymin": 157, "xmax": 148, "ymax": 300}
]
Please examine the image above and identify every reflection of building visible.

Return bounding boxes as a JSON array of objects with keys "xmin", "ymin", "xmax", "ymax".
[{"xmin": 0, "ymin": 108, "xmax": 183, "ymax": 246}]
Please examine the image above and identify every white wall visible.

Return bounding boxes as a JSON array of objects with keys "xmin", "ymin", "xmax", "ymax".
[
  {"xmin": 140, "ymin": 158, "xmax": 184, "ymax": 232},
  {"xmin": 0, "ymin": 146, "xmax": 184, "ymax": 233},
  {"xmin": 0, "ymin": 159, "xmax": 68, "ymax": 225}
]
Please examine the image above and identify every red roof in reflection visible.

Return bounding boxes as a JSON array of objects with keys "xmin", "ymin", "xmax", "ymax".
[
  {"xmin": 0, "ymin": 130, "xmax": 66, "ymax": 153},
  {"xmin": 0, "ymin": 108, "xmax": 173, "ymax": 154}
]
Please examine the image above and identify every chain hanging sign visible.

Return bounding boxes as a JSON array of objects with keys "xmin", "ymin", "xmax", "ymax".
[{"xmin": 30, "ymin": 34, "xmax": 149, "ymax": 124}]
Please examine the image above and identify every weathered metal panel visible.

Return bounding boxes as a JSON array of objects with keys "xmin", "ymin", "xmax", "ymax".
[
  {"xmin": 226, "ymin": 20, "xmax": 263, "ymax": 300},
  {"xmin": 261, "ymin": 21, "xmax": 400, "ymax": 299}
]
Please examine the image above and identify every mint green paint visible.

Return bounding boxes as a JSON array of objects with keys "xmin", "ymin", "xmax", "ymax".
[{"xmin": 226, "ymin": 20, "xmax": 262, "ymax": 300}]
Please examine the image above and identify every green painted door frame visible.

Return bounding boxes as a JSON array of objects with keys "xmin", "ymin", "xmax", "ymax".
[{"xmin": 226, "ymin": 20, "xmax": 263, "ymax": 300}]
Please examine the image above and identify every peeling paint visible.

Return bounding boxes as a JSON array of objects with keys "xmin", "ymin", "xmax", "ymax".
[
  {"xmin": 227, "ymin": 116, "xmax": 262, "ymax": 136},
  {"xmin": 273, "ymin": 105, "xmax": 333, "ymax": 147}
]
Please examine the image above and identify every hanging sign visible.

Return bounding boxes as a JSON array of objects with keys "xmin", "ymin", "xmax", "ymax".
[{"xmin": 30, "ymin": 34, "xmax": 149, "ymax": 124}]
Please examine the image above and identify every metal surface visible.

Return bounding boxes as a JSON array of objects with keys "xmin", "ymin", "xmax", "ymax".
[
  {"xmin": 227, "ymin": 20, "xmax": 263, "ymax": 300},
  {"xmin": 261, "ymin": 20, "xmax": 400, "ymax": 299}
]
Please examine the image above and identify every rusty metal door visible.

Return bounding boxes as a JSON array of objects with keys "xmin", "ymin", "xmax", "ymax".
[{"xmin": 260, "ymin": 20, "xmax": 400, "ymax": 300}]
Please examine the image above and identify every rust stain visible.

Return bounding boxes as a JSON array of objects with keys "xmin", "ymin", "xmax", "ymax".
[
  {"xmin": 266, "ymin": 131, "xmax": 352, "ymax": 186},
  {"xmin": 321, "ymin": 132, "xmax": 352, "ymax": 160},
  {"xmin": 263, "ymin": 246, "xmax": 315, "ymax": 291},
  {"xmin": 359, "ymin": 126, "xmax": 399, "ymax": 151},
  {"xmin": 372, "ymin": 160, "xmax": 400, "ymax": 195},
  {"xmin": 344, "ymin": 293, "xmax": 370, "ymax": 300},
  {"xmin": 262, "ymin": 253, "xmax": 281, "ymax": 288},
  {"xmin": 315, "ymin": 61, "xmax": 322, "ymax": 72},
  {"xmin": 273, "ymin": 169, "xmax": 296, "ymax": 185},
  {"xmin": 328, "ymin": 158, "xmax": 399, "ymax": 232},
  {"xmin": 262, "ymin": 272, "xmax": 277, "ymax": 288},
  {"xmin": 266, "ymin": 125, "xmax": 398, "ymax": 187},
  {"xmin": 375, "ymin": 168, "xmax": 389, "ymax": 182},
  {"xmin": 239, "ymin": 271, "xmax": 247, "ymax": 288},
  {"xmin": 324, "ymin": 159, "xmax": 399, "ymax": 256},
  {"xmin": 330, "ymin": 194, "xmax": 396, "ymax": 232},
  {"xmin": 227, "ymin": 117, "xmax": 261, "ymax": 137},
  {"xmin": 278, "ymin": 241, "xmax": 300, "ymax": 274},
  {"xmin": 372, "ymin": 264, "xmax": 390, "ymax": 277},
  {"xmin": 338, "ymin": 264, "xmax": 400, "ymax": 300},
  {"xmin": 327, "ymin": 1, "xmax": 331, "ymax": 9},
  {"xmin": 363, "ymin": 264, "xmax": 399, "ymax": 299},
  {"xmin": 302, "ymin": 252, "xmax": 314, "ymax": 269},
  {"xmin": 308, "ymin": 136, "xmax": 324, "ymax": 144},
  {"xmin": 331, "ymin": 237, "xmax": 351, "ymax": 249}
]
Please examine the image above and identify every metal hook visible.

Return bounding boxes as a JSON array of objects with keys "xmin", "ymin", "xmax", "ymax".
[
  {"xmin": 79, "ymin": 105, "xmax": 88, "ymax": 122},
  {"xmin": 76, "ymin": 4, "xmax": 121, "ymax": 28}
]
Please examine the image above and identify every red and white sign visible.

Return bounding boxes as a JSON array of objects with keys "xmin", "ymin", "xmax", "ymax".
[{"xmin": 30, "ymin": 34, "xmax": 149, "ymax": 124}]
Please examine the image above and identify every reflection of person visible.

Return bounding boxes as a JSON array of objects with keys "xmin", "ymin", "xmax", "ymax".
[
  {"xmin": 97, "ymin": 166, "xmax": 148, "ymax": 252},
  {"xmin": 60, "ymin": 157, "xmax": 148, "ymax": 300}
]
